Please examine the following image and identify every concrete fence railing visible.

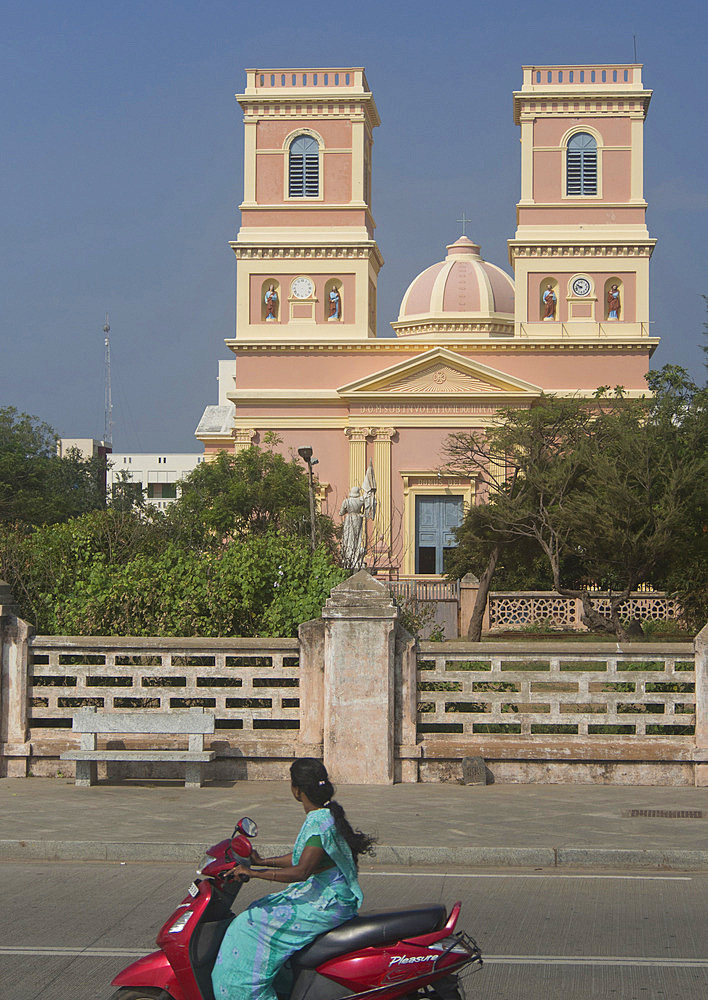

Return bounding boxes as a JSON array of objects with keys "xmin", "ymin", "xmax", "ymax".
[{"xmin": 1, "ymin": 574, "xmax": 707, "ymax": 785}]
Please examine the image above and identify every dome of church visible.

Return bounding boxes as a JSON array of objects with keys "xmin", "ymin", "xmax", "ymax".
[{"xmin": 393, "ymin": 236, "xmax": 515, "ymax": 337}]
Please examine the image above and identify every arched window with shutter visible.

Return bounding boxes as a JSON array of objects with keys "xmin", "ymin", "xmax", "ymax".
[
  {"xmin": 288, "ymin": 135, "xmax": 319, "ymax": 198},
  {"xmin": 566, "ymin": 132, "xmax": 598, "ymax": 195}
]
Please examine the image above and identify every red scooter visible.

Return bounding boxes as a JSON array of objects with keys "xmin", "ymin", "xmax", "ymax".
[{"xmin": 109, "ymin": 817, "xmax": 482, "ymax": 1000}]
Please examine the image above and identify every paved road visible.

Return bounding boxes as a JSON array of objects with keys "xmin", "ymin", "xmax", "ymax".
[{"xmin": 1, "ymin": 861, "xmax": 706, "ymax": 1000}]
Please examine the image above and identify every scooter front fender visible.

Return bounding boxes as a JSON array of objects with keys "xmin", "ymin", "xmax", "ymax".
[{"xmin": 112, "ymin": 949, "xmax": 185, "ymax": 1000}]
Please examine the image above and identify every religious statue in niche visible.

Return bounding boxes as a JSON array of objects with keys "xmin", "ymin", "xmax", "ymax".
[
  {"xmin": 328, "ymin": 285, "xmax": 342, "ymax": 321},
  {"xmin": 607, "ymin": 284, "xmax": 621, "ymax": 320},
  {"xmin": 264, "ymin": 284, "xmax": 279, "ymax": 321},
  {"xmin": 542, "ymin": 283, "xmax": 557, "ymax": 321},
  {"xmin": 339, "ymin": 461, "xmax": 377, "ymax": 570}
]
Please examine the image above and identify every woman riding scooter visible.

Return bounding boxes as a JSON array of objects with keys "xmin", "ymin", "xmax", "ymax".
[{"xmin": 212, "ymin": 758, "xmax": 376, "ymax": 1000}]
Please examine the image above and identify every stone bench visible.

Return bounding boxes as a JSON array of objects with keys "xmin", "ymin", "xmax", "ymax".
[{"xmin": 60, "ymin": 707, "xmax": 216, "ymax": 788}]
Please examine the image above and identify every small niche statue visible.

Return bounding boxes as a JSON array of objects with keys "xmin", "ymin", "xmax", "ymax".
[
  {"xmin": 264, "ymin": 284, "xmax": 278, "ymax": 322},
  {"xmin": 607, "ymin": 284, "xmax": 621, "ymax": 321},
  {"xmin": 339, "ymin": 461, "xmax": 377, "ymax": 570},
  {"xmin": 542, "ymin": 283, "xmax": 557, "ymax": 321},
  {"xmin": 328, "ymin": 285, "xmax": 341, "ymax": 321}
]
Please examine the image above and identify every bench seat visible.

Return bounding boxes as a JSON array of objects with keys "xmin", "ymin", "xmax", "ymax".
[
  {"xmin": 60, "ymin": 707, "xmax": 216, "ymax": 788},
  {"xmin": 62, "ymin": 750, "xmax": 215, "ymax": 762}
]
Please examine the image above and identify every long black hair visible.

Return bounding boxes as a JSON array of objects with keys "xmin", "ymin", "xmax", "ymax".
[{"xmin": 290, "ymin": 758, "xmax": 376, "ymax": 868}]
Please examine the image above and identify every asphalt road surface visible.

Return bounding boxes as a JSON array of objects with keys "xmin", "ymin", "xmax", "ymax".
[{"xmin": 1, "ymin": 861, "xmax": 706, "ymax": 1000}]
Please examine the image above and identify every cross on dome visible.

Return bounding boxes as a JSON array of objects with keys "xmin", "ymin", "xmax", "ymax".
[{"xmin": 457, "ymin": 211, "xmax": 472, "ymax": 237}]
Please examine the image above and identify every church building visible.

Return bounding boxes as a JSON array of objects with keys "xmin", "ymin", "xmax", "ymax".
[{"xmin": 196, "ymin": 64, "xmax": 657, "ymax": 577}]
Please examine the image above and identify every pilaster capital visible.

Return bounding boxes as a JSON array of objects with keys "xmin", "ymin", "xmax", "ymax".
[
  {"xmin": 344, "ymin": 426, "xmax": 373, "ymax": 442},
  {"xmin": 371, "ymin": 427, "xmax": 396, "ymax": 441},
  {"xmin": 232, "ymin": 427, "xmax": 256, "ymax": 446}
]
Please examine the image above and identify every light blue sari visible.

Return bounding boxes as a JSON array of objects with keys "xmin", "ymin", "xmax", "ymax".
[{"xmin": 212, "ymin": 808, "xmax": 361, "ymax": 1000}]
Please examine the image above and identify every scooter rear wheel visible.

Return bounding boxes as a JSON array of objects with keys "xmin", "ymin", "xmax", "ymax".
[
  {"xmin": 406, "ymin": 974, "xmax": 465, "ymax": 1000},
  {"xmin": 107, "ymin": 989, "xmax": 172, "ymax": 1000}
]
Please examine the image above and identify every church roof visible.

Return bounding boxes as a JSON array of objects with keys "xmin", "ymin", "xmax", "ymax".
[{"xmin": 394, "ymin": 236, "xmax": 514, "ymax": 337}]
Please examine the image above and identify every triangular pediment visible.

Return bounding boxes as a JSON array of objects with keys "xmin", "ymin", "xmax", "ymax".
[{"xmin": 337, "ymin": 348, "xmax": 541, "ymax": 397}]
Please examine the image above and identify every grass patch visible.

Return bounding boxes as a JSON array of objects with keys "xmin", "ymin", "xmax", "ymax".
[
  {"xmin": 473, "ymin": 723, "xmax": 521, "ymax": 733},
  {"xmin": 501, "ymin": 660, "xmax": 550, "ymax": 671},
  {"xmin": 588, "ymin": 724, "xmax": 636, "ymax": 734},
  {"xmin": 560, "ymin": 660, "xmax": 607, "ymax": 672}
]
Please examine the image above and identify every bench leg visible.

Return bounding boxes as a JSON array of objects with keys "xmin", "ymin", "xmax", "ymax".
[
  {"xmin": 184, "ymin": 763, "xmax": 203, "ymax": 789},
  {"xmin": 75, "ymin": 760, "xmax": 97, "ymax": 787}
]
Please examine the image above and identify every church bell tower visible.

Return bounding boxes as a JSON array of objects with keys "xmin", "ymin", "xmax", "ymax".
[
  {"xmin": 232, "ymin": 68, "xmax": 383, "ymax": 340},
  {"xmin": 509, "ymin": 64, "xmax": 657, "ymax": 347}
]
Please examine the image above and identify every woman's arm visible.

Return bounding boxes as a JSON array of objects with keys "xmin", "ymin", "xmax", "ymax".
[
  {"xmin": 234, "ymin": 845, "xmax": 328, "ymax": 884},
  {"xmin": 250, "ymin": 849, "xmax": 293, "ymax": 868}
]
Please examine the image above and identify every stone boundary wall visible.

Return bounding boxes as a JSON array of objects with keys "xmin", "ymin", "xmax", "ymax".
[
  {"xmin": 415, "ymin": 640, "xmax": 701, "ymax": 785},
  {"xmin": 1, "ymin": 576, "xmax": 706, "ymax": 785}
]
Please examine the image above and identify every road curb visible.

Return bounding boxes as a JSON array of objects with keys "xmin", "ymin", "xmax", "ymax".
[{"xmin": 2, "ymin": 840, "xmax": 707, "ymax": 870}]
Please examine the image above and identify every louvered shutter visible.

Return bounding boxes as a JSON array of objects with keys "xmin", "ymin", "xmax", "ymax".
[
  {"xmin": 566, "ymin": 133, "xmax": 597, "ymax": 195},
  {"xmin": 289, "ymin": 136, "xmax": 319, "ymax": 197}
]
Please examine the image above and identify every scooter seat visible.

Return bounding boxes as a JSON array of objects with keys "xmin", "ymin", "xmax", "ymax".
[{"xmin": 294, "ymin": 905, "xmax": 447, "ymax": 969}]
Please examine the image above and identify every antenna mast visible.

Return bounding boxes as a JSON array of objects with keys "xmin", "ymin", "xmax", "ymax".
[{"xmin": 103, "ymin": 313, "xmax": 113, "ymax": 447}]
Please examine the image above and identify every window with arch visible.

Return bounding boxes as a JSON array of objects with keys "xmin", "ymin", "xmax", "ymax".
[
  {"xmin": 566, "ymin": 132, "xmax": 598, "ymax": 196},
  {"xmin": 288, "ymin": 135, "xmax": 319, "ymax": 197}
]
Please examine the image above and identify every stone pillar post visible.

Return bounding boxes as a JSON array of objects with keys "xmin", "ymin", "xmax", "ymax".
[
  {"xmin": 0, "ymin": 582, "xmax": 32, "ymax": 777},
  {"xmin": 694, "ymin": 622, "xmax": 708, "ymax": 787},
  {"xmin": 459, "ymin": 573, "xmax": 480, "ymax": 639},
  {"xmin": 321, "ymin": 570, "xmax": 400, "ymax": 784},
  {"xmin": 344, "ymin": 427, "xmax": 370, "ymax": 491},
  {"xmin": 372, "ymin": 427, "xmax": 395, "ymax": 554},
  {"xmin": 297, "ymin": 618, "xmax": 325, "ymax": 754}
]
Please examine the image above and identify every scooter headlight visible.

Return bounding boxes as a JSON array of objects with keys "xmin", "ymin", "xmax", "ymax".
[
  {"xmin": 197, "ymin": 854, "xmax": 215, "ymax": 875},
  {"xmin": 168, "ymin": 909, "xmax": 193, "ymax": 934}
]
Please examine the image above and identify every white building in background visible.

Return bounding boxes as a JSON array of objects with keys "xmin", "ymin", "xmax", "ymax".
[
  {"xmin": 60, "ymin": 361, "xmax": 236, "ymax": 510},
  {"xmin": 107, "ymin": 452, "xmax": 207, "ymax": 509}
]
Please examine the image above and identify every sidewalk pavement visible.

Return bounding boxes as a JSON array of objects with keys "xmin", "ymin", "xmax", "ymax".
[{"xmin": 1, "ymin": 777, "xmax": 706, "ymax": 871}]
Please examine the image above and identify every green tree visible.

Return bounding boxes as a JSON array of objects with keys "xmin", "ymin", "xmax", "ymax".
[
  {"xmin": 0, "ymin": 407, "xmax": 106, "ymax": 525},
  {"xmin": 442, "ymin": 395, "xmax": 594, "ymax": 638},
  {"xmin": 645, "ymin": 366, "xmax": 708, "ymax": 631},
  {"xmin": 166, "ymin": 446, "xmax": 333, "ymax": 549},
  {"xmin": 442, "ymin": 377, "xmax": 706, "ymax": 640}
]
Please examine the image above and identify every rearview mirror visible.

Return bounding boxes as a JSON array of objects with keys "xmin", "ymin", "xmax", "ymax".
[{"xmin": 236, "ymin": 817, "xmax": 258, "ymax": 838}]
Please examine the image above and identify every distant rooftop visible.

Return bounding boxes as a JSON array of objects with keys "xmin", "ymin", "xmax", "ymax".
[
  {"xmin": 241, "ymin": 68, "xmax": 370, "ymax": 95},
  {"xmin": 519, "ymin": 64, "xmax": 644, "ymax": 90}
]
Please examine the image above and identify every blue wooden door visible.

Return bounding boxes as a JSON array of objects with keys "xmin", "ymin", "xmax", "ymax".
[{"xmin": 415, "ymin": 495, "xmax": 464, "ymax": 574}]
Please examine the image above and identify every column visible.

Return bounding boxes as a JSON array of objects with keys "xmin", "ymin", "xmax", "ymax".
[
  {"xmin": 232, "ymin": 428, "xmax": 256, "ymax": 454},
  {"xmin": 344, "ymin": 427, "xmax": 370, "ymax": 490},
  {"xmin": 695, "ymin": 622, "xmax": 708, "ymax": 787},
  {"xmin": 0, "ymin": 605, "xmax": 32, "ymax": 778},
  {"xmin": 372, "ymin": 427, "xmax": 395, "ymax": 554},
  {"xmin": 321, "ymin": 571, "xmax": 400, "ymax": 784}
]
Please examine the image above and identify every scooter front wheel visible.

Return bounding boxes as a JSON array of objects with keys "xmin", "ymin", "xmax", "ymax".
[{"xmin": 108, "ymin": 989, "xmax": 173, "ymax": 1000}]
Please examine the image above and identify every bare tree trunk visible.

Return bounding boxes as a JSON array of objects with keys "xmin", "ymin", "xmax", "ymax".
[
  {"xmin": 540, "ymin": 534, "xmax": 629, "ymax": 640},
  {"xmin": 466, "ymin": 544, "xmax": 501, "ymax": 641}
]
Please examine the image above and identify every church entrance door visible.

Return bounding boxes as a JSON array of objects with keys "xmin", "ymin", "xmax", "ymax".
[{"xmin": 415, "ymin": 495, "xmax": 464, "ymax": 574}]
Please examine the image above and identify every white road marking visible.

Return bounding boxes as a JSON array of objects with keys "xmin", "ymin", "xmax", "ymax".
[
  {"xmin": 484, "ymin": 955, "xmax": 708, "ymax": 968},
  {"xmin": 360, "ymin": 871, "xmax": 693, "ymax": 881},
  {"xmin": 2, "ymin": 947, "xmax": 706, "ymax": 968}
]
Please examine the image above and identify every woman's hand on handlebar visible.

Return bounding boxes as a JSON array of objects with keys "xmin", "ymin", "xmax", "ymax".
[
  {"xmin": 250, "ymin": 849, "xmax": 265, "ymax": 866},
  {"xmin": 229, "ymin": 864, "xmax": 251, "ymax": 881}
]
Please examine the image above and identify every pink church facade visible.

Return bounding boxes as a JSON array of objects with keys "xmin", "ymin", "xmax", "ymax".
[{"xmin": 196, "ymin": 65, "xmax": 657, "ymax": 577}]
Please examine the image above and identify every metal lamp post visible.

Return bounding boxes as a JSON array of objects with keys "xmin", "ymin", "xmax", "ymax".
[{"xmin": 297, "ymin": 446, "xmax": 318, "ymax": 552}]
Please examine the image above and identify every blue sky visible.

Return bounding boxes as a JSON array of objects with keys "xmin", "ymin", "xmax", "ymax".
[{"xmin": 1, "ymin": 0, "xmax": 706, "ymax": 452}]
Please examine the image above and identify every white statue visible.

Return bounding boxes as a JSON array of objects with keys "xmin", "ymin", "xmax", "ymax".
[{"xmin": 339, "ymin": 461, "xmax": 377, "ymax": 570}]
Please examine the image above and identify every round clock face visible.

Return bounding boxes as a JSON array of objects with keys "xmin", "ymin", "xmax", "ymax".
[
  {"xmin": 291, "ymin": 276, "xmax": 314, "ymax": 299},
  {"xmin": 571, "ymin": 277, "xmax": 591, "ymax": 297}
]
